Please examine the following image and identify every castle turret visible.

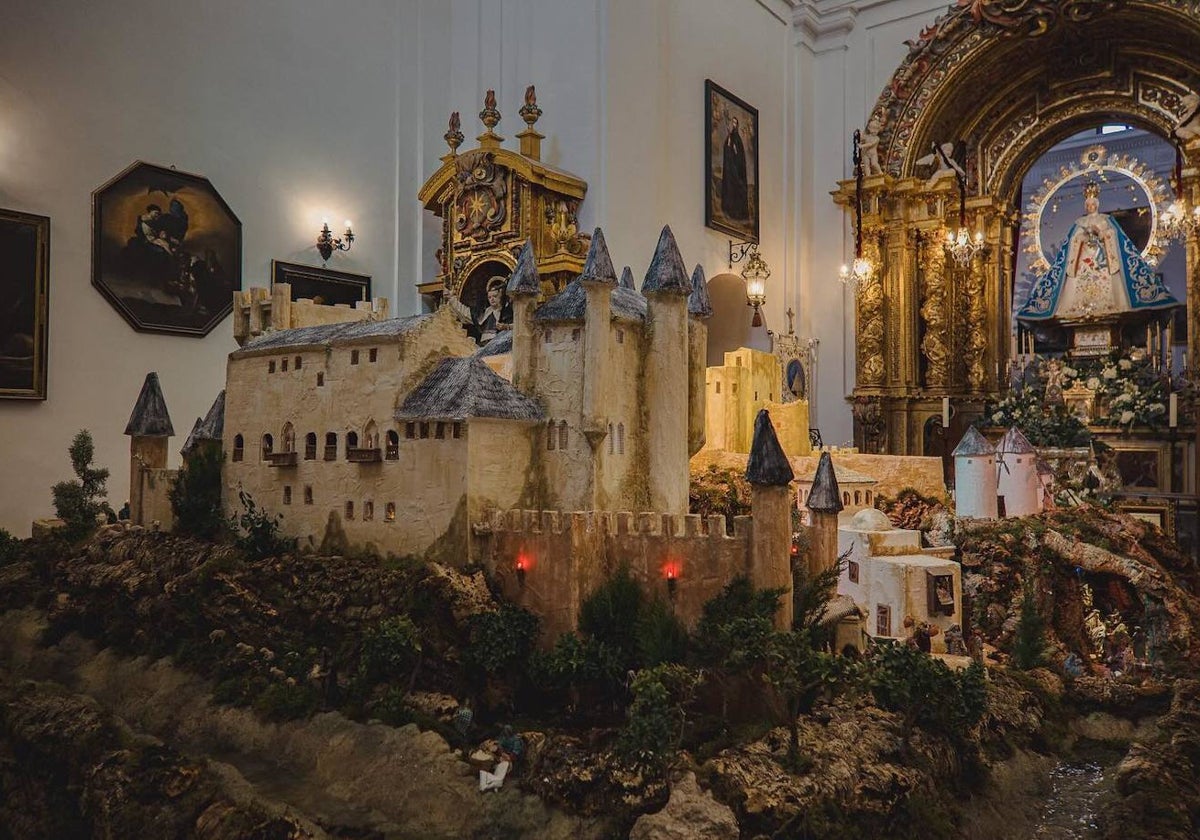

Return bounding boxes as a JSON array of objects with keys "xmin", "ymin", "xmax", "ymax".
[
  {"xmin": 641, "ymin": 225, "xmax": 692, "ymax": 513},
  {"xmin": 619, "ymin": 266, "xmax": 636, "ymax": 290},
  {"xmin": 124, "ymin": 372, "xmax": 174, "ymax": 525},
  {"xmin": 182, "ymin": 390, "xmax": 225, "ymax": 459},
  {"xmin": 996, "ymin": 426, "xmax": 1040, "ymax": 517},
  {"xmin": 747, "ymin": 409, "xmax": 795, "ymax": 630},
  {"xmin": 687, "ymin": 264, "xmax": 712, "ymax": 457},
  {"xmin": 952, "ymin": 426, "xmax": 998, "ymax": 519},
  {"xmin": 507, "ymin": 240, "xmax": 541, "ymax": 396},
  {"xmin": 580, "ymin": 228, "xmax": 616, "ymax": 448},
  {"xmin": 805, "ymin": 450, "xmax": 844, "ymax": 579}
]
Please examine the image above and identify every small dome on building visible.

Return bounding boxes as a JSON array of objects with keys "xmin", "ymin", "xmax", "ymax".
[{"xmin": 850, "ymin": 508, "xmax": 892, "ymax": 531}]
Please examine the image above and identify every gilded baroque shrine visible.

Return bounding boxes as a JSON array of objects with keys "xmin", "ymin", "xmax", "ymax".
[{"xmin": 834, "ymin": 0, "xmax": 1200, "ymax": 490}]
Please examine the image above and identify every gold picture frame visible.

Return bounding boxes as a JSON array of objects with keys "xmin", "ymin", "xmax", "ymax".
[
  {"xmin": 1106, "ymin": 438, "xmax": 1172, "ymax": 492},
  {"xmin": 0, "ymin": 208, "xmax": 50, "ymax": 400},
  {"xmin": 1114, "ymin": 497, "xmax": 1176, "ymax": 539}
]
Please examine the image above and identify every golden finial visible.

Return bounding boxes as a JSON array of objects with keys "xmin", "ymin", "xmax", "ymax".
[
  {"xmin": 443, "ymin": 111, "xmax": 463, "ymax": 159},
  {"xmin": 478, "ymin": 89, "xmax": 503, "ymax": 148},
  {"xmin": 516, "ymin": 84, "xmax": 544, "ymax": 161}
]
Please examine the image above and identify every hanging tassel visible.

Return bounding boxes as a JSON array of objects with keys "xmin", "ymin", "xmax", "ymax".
[{"xmin": 751, "ymin": 306, "xmax": 763, "ymax": 328}]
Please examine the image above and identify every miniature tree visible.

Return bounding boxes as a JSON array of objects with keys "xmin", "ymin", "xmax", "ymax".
[
  {"xmin": 170, "ymin": 442, "xmax": 226, "ymax": 541},
  {"xmin": 1012, "ymin": 581, "xmax": 1047, "ymax": 670},
  {"xmin": 51, "ymin": 430, "xmax": 113, "ymax": 540}
]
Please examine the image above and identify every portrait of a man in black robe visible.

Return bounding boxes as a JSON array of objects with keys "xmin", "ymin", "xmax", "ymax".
[
  {"xmin": 705, "ymin": 80, "xmax": 759, "ymax": 241},
  {"xmin": 721, "ymin": 118, "xmax": 749, "ymax": 222}
]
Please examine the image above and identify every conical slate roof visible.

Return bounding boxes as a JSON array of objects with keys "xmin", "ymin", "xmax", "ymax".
[
  {"xmin": 395, "ymin": 357, "xmax": 545, "ymax": 422},
  {"xmin": 507, "ymin": 240, "xmax": 541, "ymax": 296},
  {"xmin": 745, "ymin": 409, "xmax": 794, "ymax": 487},
  {"xmin": 805, "ymin": 451, "xmax": 844, "ymax": 513},
  {"xmin": 641, "ymin": 225, "xmax": 692, "ymax": 295},
  {"xmin": 124, "ymin": 372, "xmax": 174, "ymax": 437},
  {"xmin": 533, "ymin": 281, "xmax": 647, "ymax": 323},
  {"xmin": 619, "ymin": 266, "xmax": 636, "ymax": 291},
  {"xmin": 688, "ymin": 264, "xmax": 712, "ymax": 318},
  {"xmin": 997, "ymin": 426, "xmax": 1036, "ymax": 455},
  {"xmin": 180, "ymin": 417, "xmax": 204, "ymax": 458},
  {"xmin": 952, "ymin": 426, "xmax": 995, "ymax": 457},
  {"xmin": 195, "ymin": 390, "xmax": 225, "ymax": 442},
  {"xmin": 579, "ymin": 228, "xmax": 617, "ymax": 285}
]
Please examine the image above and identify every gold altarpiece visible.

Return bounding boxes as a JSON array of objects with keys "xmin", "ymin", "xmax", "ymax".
[
  {"xmin": 417, "ymin": 87, "xmax": 590, "ymax": 305},
  {"xmin": 834, "ymin": 0, "xmax": 1200, "ymax": 461}
]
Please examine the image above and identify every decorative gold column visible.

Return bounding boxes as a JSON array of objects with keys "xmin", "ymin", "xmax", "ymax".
[{"xmin": 918, "ymin": 231, "xmax": 949, "ymax": 389}]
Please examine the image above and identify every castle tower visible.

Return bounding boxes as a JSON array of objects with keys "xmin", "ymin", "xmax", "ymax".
[
  {"xmin": 687, "ymin": 264, "xmax": 712, "ymax": 457},
  {"xmin": 805, "ymin": 451, "xmax": 844, "ymax": 579},
  {"xmin": 952, "ymin": 426, "xmax": 998, "ymax": 519},
  {"xmin": 507, "ymin": 240, "xmax": 541, "ymax": 396},
  {"xmin": 746, "ymin": 409, "xmax": 795, "ymax": 631},
  {"xmin": 618, "ymin": 266, "xmax": 636, "ymax": 290},
  {"xmin": 124, "ymin": 372, "xmax": 174, "ymax": 525},
  {"xmin": 641, "ymin": 225, "xmax": 692, "ymax": 514},
  {"xmin": 580, "ymin": 228, "xmax": 616, "ymax": 449},
  {"xmin": 996, "ymin": 426, "xmax": 1040, "ymax": 517}
]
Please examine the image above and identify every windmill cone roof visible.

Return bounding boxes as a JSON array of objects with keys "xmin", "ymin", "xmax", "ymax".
[
  {"xmin": 997, "ymin": 426, "xmax": 1036, "ymax": 455},
  {"xmin": 805, "ymin": 451, "xmax": 844, "ymax": 513},
  {"xmin": 125, "ymin": 372, "xmax": 174, "ymax": 437},
  {"xmin": 952, "ymin": 426, "xmax": 995, "ymax": 457},
  {"xmin": 745, "ymin": 409, "xmax": 794, "ymax": 486}
]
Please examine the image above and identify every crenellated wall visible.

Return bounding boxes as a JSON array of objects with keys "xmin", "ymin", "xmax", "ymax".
[{"xmin": 480, "ymin": 508, "xmax": 763, "ymax": 643}]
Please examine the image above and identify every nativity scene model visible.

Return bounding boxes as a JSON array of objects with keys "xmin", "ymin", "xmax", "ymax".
[{"xmin": 12, "ymin": 6, "xmax": 1200, "ymax": 835}]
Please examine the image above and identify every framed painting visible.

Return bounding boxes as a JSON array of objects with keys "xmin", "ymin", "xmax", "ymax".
[
  {"xmin": 1113, "ymin": 496, "xmax": 1176, "ymax": 540},
  {"xmin": 0, "ymin": 209, "xmax": 50, "ymax": 400},
  {"xmin": 92, "ymin": 161, "xmax": 241, "ymax": 337},
  {"xmin": 271, "ymin": 260, "xmax": 372, "ymax": 307},
  {"xmin": 705, "ymin": 80, "xmax": 759, "ymax": 243}
]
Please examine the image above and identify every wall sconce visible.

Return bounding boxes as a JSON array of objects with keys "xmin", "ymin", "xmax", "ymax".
[
  {"xmin": 741, "ymin": 248, "xmax": 771, "ymax": 328},
  {"xmin": 663, "ymin": 563, "xmax": 679, "ymax": 599},
  {"xmin": 317, "ymin": 219, "xmax": 355, "ymax": 262},
  {"xmin": 515, "ymin": 555, "xmax": 529, "ymax": 588},
  {"xmin": 838, "ymin": 129, "xmax": 876, "ymax": 289}
]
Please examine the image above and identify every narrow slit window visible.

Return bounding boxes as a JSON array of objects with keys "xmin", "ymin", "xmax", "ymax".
[
  {"xmin": 547, "ymin": 420, "xmax": 556, "ymax": 451},
  {"xmin": 268, "ymin": 360, "xmax": 276, "ymax": 374},
  {"xmin": 435, "ymin": 422, "xmax": 445, "ymax": 440},
  {"xmin": 283, "ymin": 486, "xmax": 291, "ymax": 505},
  {"xmin": 345, "ymin": 501, "xmax": 354, "ymax": 520},
  {"xmin": 608, "ymin": 423, "xmax": 614, "ymax": 455},
  {"xmin": 317, "ymin": 372, "xmax": 325, "ymax": 387},
  {"xmin": 305, "ymin": 432, "xmax": 317, "ymax": 460},
  {"xmin": 452, "ymin": 422, "xmax": 462, "ymax": 439},
  {"xmin": 385, "ymin": 502, "xmax": 396, "ymax": 522},
  {"xmin": 351, "ymin": 349, "xmax": 360, "ymax": 365},
  {"xmin": 419, "ymin": 422, "xmax": 430, "ymax": 439},
  {"xmin": 405, "ymin": 422, "xmax": 415, "ymax": 440},
  {"xmin": 304, "ymin": 486, "xmax": 313, "ymax": 505},
  {"xmin": 363, "ymin": 500, "xmax": 374, "ymax": 521},
  {"xmin": 386, "ymin": 430, "xmax": 399, "ymax": 459},
  {"xmin": 281, "ymin": 358, "xmax": 288, "ymax": 372},
  {"xmin": 261, "ymin": 433, "xmax": 274, "ymax": 458},
  {"xmin": 617, "ymin": 422, "xmax": 625, "ymax": 455},
  {"xmin": 295, "ymin": 356, "xmax": 302, "ymax": 370},
  {"xmin": 232, "ymin": 434, "xmax": 244, "ymax": 462},
  {"xmin": 346, "ymin": 431, "xmax": 359, "ymax": 451},
  {"xmin": 324, "ymin": 432, "xmax": 338, "ymax": 461},
  {"xmin": 558, "ymin": 420, "xmax": 568, "ymax": 449},
  {"xmin": 369, "ymin": 348, "xmax": 378, "ymax": 363}
]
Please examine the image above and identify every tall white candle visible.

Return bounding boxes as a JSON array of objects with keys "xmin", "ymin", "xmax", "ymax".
[
  {"xmin": 942, "ymin": 396, "xmax": 951, "ymax": 428},
  {"xmin": 1170, "ymin": 392, "xmax": 1178, "ymax": 428}
]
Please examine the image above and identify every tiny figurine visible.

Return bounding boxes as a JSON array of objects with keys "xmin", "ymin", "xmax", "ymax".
[
  {"xmin": 1176, "ymin": 91, "xmax": 1200, "ymax": 142},
  {"xmin": 859, "ymin": 116, "xmax": 884, "ymax": 176},
  {"xmin": 915, "ymin": 140, "xmax": 965, "ymax": 189}
]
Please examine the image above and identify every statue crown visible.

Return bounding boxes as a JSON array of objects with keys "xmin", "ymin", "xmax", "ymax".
[{"xmin": 1083, "ymin": 181, "xmax": 1101, "ymax": 199}]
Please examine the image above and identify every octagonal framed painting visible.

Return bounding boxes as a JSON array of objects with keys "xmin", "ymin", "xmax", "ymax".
[{"xmin": 92, "ymin": 161, "xmax": 241, "ymax": 336}]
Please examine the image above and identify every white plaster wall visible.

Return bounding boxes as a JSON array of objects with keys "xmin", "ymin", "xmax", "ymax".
[
  {"xmin": 0, "ymin": 0, "xmax": 439, "ymax": 535},
  {"xmin": 955, "ymin": 454, "xmax": 999, "ymax": 519}
]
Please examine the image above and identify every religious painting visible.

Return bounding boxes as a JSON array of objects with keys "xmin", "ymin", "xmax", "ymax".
[
  {"xmin": 705, "ymin": 80, "xmax": 759, "ymax": 243},
  {"xmin": 0, "ymin": 209, "xmax": 49, "ymax": 400},
  {"xmin": 1108, "ymin": 440, "xmax": 1171, "ymax": 492},
  {"xmin": 92, "ymin": 161, "xmax": 241, "ymax": 337},
  {"xmin": 271, "ymin": 261, "xmax": 371, "ymax": 307}
]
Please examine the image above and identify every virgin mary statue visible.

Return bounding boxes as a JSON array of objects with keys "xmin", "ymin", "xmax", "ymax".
[{"xmin": 1018, "ymin": 181, "xmax": 1177, "ymax": 321}]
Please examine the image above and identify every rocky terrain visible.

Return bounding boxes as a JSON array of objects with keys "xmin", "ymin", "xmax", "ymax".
[{"xmin": 0, "ymin": 506, "xmax": 1196, "ymax": 838}]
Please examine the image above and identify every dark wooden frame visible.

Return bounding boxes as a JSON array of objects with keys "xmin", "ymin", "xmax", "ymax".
[
  {"xmin": 0, "ymin": 209, "xmax": 50, "ymax": 400},
  {"xmin": 704, "ymin": 79, "xmax": 760, "ymax": 243},
  {"xmin": 271, "ymin": 260, "xmax": 371, "ymax": 306},
  {"xmin": 92, "ymin": 160, "xmax": 241, "ymax": 337}
]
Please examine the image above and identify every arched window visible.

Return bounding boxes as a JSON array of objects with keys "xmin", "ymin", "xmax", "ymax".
[
  {"xmin": 305, "ymin": 432, "xmax": 317, "ymax": 460},
  {"xmin": 842, "ymin": 491, "xmax": 850, "ymax": 505},
  {"xmin": 854, "ymin": 491, "xmax": 861, "ymax": 505},
  {"xmin": 608, "ymin": 423, "xmax": 614, "ymax": 455},
  {"xmin": 363, "ymin": 500, "xmax": 374, "ymax": 521},
  {"xmin": 617, "ymin": 422, "xmax": 625, "ymax": 455},
  {"xmin": 558, "ymin": 420, "xmax": 568, "ymax": 450},
  {"xmin": 865, "ymin": 491, "xmax": 872, "ymax": 504},
  {"xmin": 386, "ymin": 430, "xmax": 399, "ymax": 460},
  {"xmin": 304, "ymin": 485, "xmax": 313, "ymax": 504},
  {"xmin": 364, "ymin": 420, "xmax": 379, "ymax": 450},
  {"xmin": 346, "ymin": 431, "xmax": 359, "ymax": 451},
  {"xmin": 262, "ymin": 434, "xmax": 274, "ymax": 458},
  {"xmin": 232, "ymin": 434, "xmax": 244, "ymax": 462},
  {"xmin": 324, "ymin": 432, "xmax": 338, "ymax": 461},
  {"xmin": 282, "ymin": 422, "xmax": 295, "ymax": 453},
  {"xmin": 345, "ymin": 500, "xmax": 354, "ymax": 520},
  {"xmin": 547, "ymin": 419, "xmax": 556, "ymax": 451},
  {"xmin": 385, "ymin": 502, "xmax": 396, "ymax": 522}
]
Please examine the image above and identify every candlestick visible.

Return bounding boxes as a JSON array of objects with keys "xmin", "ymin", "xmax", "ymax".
[
  {"xmin": 942, "ymin": 397, "xmax": 950, "ymax": 428},
  {"xmin": 1170, "ymin": 392, "xmax": 1178, "ymax": 428}
]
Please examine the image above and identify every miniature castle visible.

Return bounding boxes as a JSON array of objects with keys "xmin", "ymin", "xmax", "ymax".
[{"xmin": 703, "ymin": 347, "xmax": 811, "ymax": 458}]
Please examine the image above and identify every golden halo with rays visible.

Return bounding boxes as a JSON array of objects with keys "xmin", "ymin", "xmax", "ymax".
[{"xmin": 1020, "ymin": 144, "xmax": 1172, "ymax": 276}]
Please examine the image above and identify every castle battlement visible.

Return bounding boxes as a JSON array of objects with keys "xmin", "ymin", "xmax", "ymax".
[
  {"xmin": 488, "ymin": 508, "xmax": 752, "ymax": 541},
  {"xmin": 233, "ymin": 283, "xmax": 390, "ymax": 346}
]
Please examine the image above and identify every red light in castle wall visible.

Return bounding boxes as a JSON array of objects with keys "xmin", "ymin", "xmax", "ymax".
[
  {"xmin": 515, "ymin": 554, "xmax": 529, "ymax": 586},
  {"xmin": 662, "ymin": 562, "xmax": 680, "ymax": 598}
]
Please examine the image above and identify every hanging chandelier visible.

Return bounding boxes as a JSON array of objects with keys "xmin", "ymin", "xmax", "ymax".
[
  {"xmin": 839, "ymin": 129, "xmax": 875, "ymax": 289},
  {"xmin": 944, "ymin": 154, "xmax": 983, "ymax": 267}
]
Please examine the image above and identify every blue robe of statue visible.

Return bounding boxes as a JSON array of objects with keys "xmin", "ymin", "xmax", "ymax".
[{"xmin": 1018, "ymin": 210, "xmax": 1177, "ymax": 320}]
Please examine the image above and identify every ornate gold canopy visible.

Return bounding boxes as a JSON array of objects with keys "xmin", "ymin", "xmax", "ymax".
[
  {"xmin": 834, "ymin": 0, "xmax": 1200, "ymax": 455},
  {"xmin": 417, "ymin": 87, "xmax": 589, "ymax": 302}
]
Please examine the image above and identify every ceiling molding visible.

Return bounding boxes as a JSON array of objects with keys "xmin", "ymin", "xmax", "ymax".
[{"xmin": 794, "ymin": 0, "xmax": 859, "ymax": 46}]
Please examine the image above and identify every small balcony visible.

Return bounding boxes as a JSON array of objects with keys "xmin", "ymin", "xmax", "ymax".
[
  {"xmin": 265, "ymin": 451, "xmax": 298, "ymax": 467},
  {"xmin": 346, "ymin": 447, "xmax": 382, "ymax": 463}
]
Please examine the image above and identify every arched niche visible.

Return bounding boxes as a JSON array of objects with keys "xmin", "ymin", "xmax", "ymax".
[
  {"xmin": 836, "ymin": 0, "xmax": 1200, "ymax": 455},
  {"xmin": 706, "ymin": 271, "xmax": 771, "ymax": 366}
]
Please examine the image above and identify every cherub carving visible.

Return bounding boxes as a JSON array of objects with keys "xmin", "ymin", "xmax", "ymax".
[
  {"xmin": 860, "ymin": 116, "xmax": 885, "ymax": 176},
  {"xmin": 916, "ymin": 140, "xmax": 966, "ymax": 189},
  {"xmin": 1176, "ymin": 92, "xmax": 1200, "ymax": 143}
]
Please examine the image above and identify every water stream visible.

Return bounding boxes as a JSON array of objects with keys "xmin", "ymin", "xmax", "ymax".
[{"xmin": 1031, "ymin": 749, "xmax": 1122, "ymax": 839}]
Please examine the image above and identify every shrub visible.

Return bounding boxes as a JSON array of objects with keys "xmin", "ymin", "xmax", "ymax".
[
  {"xmin": 764, "ymin": 628, "xmax": 846, "ymax": 768},
  {"xmin": 359, "ymin": 615, "xmax": 423, "ymax": 688},
  {"xmin": 579, "ymin": 565, "xmax": 644, "ymax": 669},
  {"xmin": 0, "ymin": 529, "xmax": 21, "ymax": 565},
  {"xmin": 530, "ymin": 632, "xmax": 625, "ymax": 713},
  {"xmin": 617, "ymin": 664, "xmax": 701, "ymax": 772},
  {"xmin": 692, "ymin": 577, "xmax": 783, "ymax": 722},
  {"xmin": 170, "ymin": 442, "xmax": 226, "ymax": 540},
  {"xmin": 253, "ymin": 682, "xmax": 319, "ymax": 721},
  {"xmin": 51, "ymin": 430, "xmax": 113, "ymax": 539},
  {"xmin": 867, "ymin": 643, "xmax": 986, "ymax": 745},
  {"xmin": 1011, "ymin": 582, "xmax": 1047, "ymax": 670},
  {"xmin": 635, "ymin": 597, "xmax": 688, "ymax": 667},
  {"xmin": 231, "ymin": 489, "xmax": 296, "ymax": 560}
]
